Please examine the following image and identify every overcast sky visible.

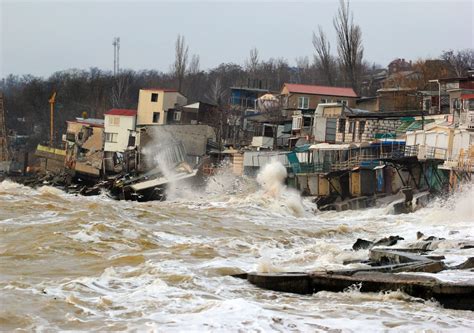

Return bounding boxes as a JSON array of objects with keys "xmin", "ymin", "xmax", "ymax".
[{"xmin": 1, "ymin": 0, "xmax": 473, "ymax": 78}]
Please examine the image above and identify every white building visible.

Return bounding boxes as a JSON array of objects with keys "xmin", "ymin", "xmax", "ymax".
[
  {"xmin": 104, "ymin": 109, "xmax": 137, "ymax": 152},
  {"xmin": 406, "ymin": 124, "xmax": 474, "ymax": 162}
]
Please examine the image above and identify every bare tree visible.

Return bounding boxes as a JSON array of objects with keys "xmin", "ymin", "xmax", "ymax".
[
  {"xmin": 295, "ymin": 56, "xmax": 312, "ymax": 84},
  {"xmin": 245, "ymin": 47, "xmax": 260, "ymax": 74},
  {"xmin": 441, "ymin": 49, "xmax": 474, "ymax": 77},
  {"xmin": 204, "ymin": 78, "xmax": 228, "ymax": 149},
  {"xmin": 188, "ymin": 54, "xmax": 201, "ymax": 75},
  {"xmin": 205, "ymin": 78, "xmax": 226, "ymax": 106},
  {"xmin": 312, "ymin": 26, "xmax": 336, "ymax": 85},
  {"xmin": 333, "ymin": 0, "xmax": 364, "ymax": 93},
  {"xmin": 173, "ymin": 34, "xmax": 189, "ymax": 91},
  {"xmin": 111, "ymin": 71, "xmax": 131, "ymax": 108}
]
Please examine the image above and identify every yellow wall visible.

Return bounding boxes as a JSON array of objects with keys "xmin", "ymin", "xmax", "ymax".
[
  {"xmin": 137, "ymin": 89, "xmax": 187, "ymax": 125},
  {"xmin": 137, "ymin": 89, "xmax": 165, "ymax": 125}
]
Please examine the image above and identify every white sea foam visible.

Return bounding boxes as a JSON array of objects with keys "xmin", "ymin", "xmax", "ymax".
[
  {"xmin": 2, "ymin": 175, "xmax": 474, "ymax": 331},
  {"xmin": 245, "ymin": 160, "xmax": 306, "ymax": 217}
]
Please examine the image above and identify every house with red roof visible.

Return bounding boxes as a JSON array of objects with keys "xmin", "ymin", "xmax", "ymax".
[
  {"xmin": 104, "ymin": 108, "xmax": 137, "ymax": 153},
  {"xmin": 280, "ymin": 83, "xmax": 358, "ymax": 110}
]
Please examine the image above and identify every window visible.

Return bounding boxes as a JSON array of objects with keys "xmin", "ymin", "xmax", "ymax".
[
  {"xmin": 292, "ymin": 116, "xmax": 302, "ymax": 130},
  {"xmin": 128, "ymin": 135, "xmax": 136, "ymax": 147},
  {"xmin": 359, "ymin": 121, "xmax": 366, "ymax": 134},
  {"xmin": 358, "ymin": 121, "xmax": 366, "ymax": 140},
  {"xmin": 453, "ymin": 98, "xmax": 462, "ymax": 111},
  {"xmin": 108, "ymin": 116, "xmax": 120, "ymax": 126},
  {"xmin": 151, "ymin": 93, "xmax": 158, "ymax": 102},
  {"xmin": 173, "ymin": 111, "xmax": 181, "ymax": 122},
  {"xmin": 468, "ymin": 99, "xmax": 474, "ymax": 111},
  {"xmin": 153, "ymin": 112, "xmax": 160, "ymax": 123},
  {"xmin": 348, "ymin": 121, "xmax": 355, "ymax": 133},
  {"xmin": 298, "ymin": 96, "xmax": 309, "ymax": 109},
  {"xmin": 424, "ymin": 99, "xmax": 431, "ymax": 111},
  {"xmin": 263, "ymin": 125, "xmax": 274, "ymax": 137},
  {"xmin": 105, "ymin": 133, "xmax": 118, "ymax": 143},
  {"xmin": 320, "ymin": 98, "xmax": 327, "ymax": 104},
  {"xmin": 303, "ymin": 116, "xmax": 312, "ymax": 127},
  {"xmin": 66, "ymin": 132, "xmax": 75, "ymax": 142},
  {"xmin": 338, "ymin": 119, "xmax": 346, "ymax": 132}
]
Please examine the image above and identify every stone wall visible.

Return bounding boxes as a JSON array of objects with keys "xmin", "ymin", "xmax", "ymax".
[{"xmin": 335, "ymin": 118, "xmax": 402, "ymax": 143}]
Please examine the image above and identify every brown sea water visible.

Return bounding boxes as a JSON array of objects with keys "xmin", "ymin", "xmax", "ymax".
[{"xmin": 1, "ymin": 165, "xmax": 474, "ymax": 332}]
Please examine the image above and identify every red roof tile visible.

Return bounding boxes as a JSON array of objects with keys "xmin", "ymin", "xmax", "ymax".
[
  {"xmin": 105, "ymin": 109, "xmax": 137, "ymax": 117},
  {"xmin": 283, "ymin": 83, "xmax": 358, "ymax": 98}
]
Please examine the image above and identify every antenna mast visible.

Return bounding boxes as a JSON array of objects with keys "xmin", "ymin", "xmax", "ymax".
[{"xmin": 112, "ymin": 37, "xmax": 120, "ymax": 75}]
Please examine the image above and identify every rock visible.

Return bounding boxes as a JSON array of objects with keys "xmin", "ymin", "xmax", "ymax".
[
  {"xmin": 245, "ymin": 270, "xmax": 474, "ymax": 310},
  {"xmin": 247, "ymin": 272, "xmax": 312, "ymax": 295},
  {"xmin": 352, "ymin": 235, "xmax": 404, "ymax": 251},
  {"xmin": 373, "ymin": 235, "xmax": 404, "ymax": 247},
  {"xmin": 416, "ymin": 232, "xmax": 445, "ymax": 242},
  {"xmin": 231, "ymin": 273, "xmax": 248, "ymax": 279},
  {"xmin": 352, "ymin": 238, "xmax": 373, "ymax": 250},
  {"xmin": 423, "ymin": 236, "xmax": 445, "ymax": 241},
  {"xmin": 452, "ymin": 257, "xmax": 474, "ymax": 270}
]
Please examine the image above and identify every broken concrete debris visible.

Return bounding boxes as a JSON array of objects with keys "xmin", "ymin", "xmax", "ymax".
[
  {"xmin": 352, "ymin": 235, "xmax": 404, "ymax": 250},
  {"xmin": 240, "ymin": 236, "xmax": 474, "ymax": 311}
]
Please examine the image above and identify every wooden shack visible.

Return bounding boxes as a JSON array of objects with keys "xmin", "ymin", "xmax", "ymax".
[{"xmin": 350, "ymin": 167, "xmax": 376, "ymax": 196}]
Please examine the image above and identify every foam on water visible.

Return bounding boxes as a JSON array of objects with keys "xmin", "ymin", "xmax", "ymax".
[{"xmin": 1, "ymin": 178, "xmax": 474, "ymax": 331}]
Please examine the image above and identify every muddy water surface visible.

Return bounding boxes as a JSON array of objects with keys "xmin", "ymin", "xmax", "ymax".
[{"xmin": 1, "ymin": 169, "xmax": 474, "ymax": 331}]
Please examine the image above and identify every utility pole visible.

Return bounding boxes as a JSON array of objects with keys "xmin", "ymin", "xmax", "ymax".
[
  {"xmin": 49, "ymin": 92, "xmax": 56, "ymax": 147},
  {"xmin": 0, "ymin": 92, "xmax": 9, "ymax": 162},
  {"xmin": 113, "ymin": 37, "xmax": 120, "ymax": 75}
]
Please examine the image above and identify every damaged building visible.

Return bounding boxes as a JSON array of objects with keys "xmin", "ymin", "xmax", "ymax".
[{"xmin": 64, "ymin": 118, "xmax": 105, "ymax": 179}]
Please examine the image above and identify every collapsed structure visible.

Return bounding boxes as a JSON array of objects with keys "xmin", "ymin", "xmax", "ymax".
[{"xmin": 32, "ymin": 88, "xmax": 216, "ymax": 199}]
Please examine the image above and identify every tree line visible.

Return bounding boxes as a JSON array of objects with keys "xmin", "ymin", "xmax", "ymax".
[{"xmin": 0, "ymin": 0, "xmax": 472, "ymax": 149}]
